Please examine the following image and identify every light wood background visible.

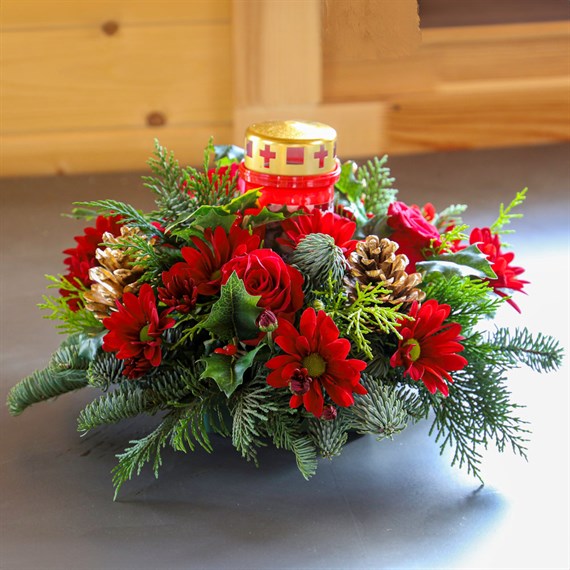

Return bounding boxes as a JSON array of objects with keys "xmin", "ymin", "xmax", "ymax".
[{"xmin": 1, "ymin": 0, "xmax": 568, "ymax": 177}]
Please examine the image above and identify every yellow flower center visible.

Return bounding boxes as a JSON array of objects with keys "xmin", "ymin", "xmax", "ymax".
[
  {"xmin": 404, "ymin": 338, "xmax": 421, "ymax": 361},
  {"xmin": 302, "ymin": 353, "xmax": 327, "ymax": 377},
  {"xmin": 139, "ymin": 324, "xmax": 152, "ymax": 342}
]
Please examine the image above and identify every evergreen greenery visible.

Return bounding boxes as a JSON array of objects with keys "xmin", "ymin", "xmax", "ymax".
[
  {"xmin": 308, "ymin": 412, "xmax": 350, "ymax": 459},
  {"xmin": 490, "ymin": 188, "xmax": 527, "ymax": 235},
  {"xmin": 77, "ymin": 369, "xmax": 191, "ymax": 433},
  {"xmin": 357, "ymin": 155, "xmax": 398, "ymax": 215},
  {"xmin": 349, "ymin": 375, "xmax": 409, "ymax": 440},
  {"xmin": 39, "ymin": 275, "xmax": 103, "ymax": 335}
]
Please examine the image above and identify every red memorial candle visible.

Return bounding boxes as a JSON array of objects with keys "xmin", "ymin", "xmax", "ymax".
[{"xmin": 238, "ymin": 120, "xmax": 340, "ymax": 211}]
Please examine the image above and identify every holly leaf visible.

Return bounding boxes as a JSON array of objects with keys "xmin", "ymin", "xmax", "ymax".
[
  {"xmin": 202, "ymin": 272, "xmax": 262, "ymax": 341},
  {"xmin": 336, "ymin": 161, "xmax": 366, "ymax": 203},
  {"xmin": 201, "ymin": 354, "xmax": 235, "ymax": 396},
  {"xmin": 168, "ymin": 206, "xmax": 236, "ymax": 239},
  {"xmin": 201, "ymin": 344, "xmax": 267, "ymax": 397},
  {"xmin": 244, "ymin": 206, "xmax": 286, "ymax": 228},
  {"xmin": 226, "ymin": 188, "xmax": 261, "ymax": 213},
  {"xmin": 417, "ymin": 245, "xmax": 497, "ymax": 280}
]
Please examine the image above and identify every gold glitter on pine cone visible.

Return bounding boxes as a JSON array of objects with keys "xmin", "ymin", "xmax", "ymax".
[
  {"xmin": 83, "ymin": 227, "xmax": 147, "ymax": 320},
  {"xmin": 345, "ymin": 236, "xmax": 425, "ymax": 309}
]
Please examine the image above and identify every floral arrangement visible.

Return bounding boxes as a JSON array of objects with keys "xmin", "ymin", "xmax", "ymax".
[{"xmin": 7, "ymin": 138, "xmax": 563, "ymax": 499}]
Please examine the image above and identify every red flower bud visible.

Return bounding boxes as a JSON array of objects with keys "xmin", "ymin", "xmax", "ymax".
[{"xmin": 322, "ymin": 405, "xmax": 338, "ymax": 421}]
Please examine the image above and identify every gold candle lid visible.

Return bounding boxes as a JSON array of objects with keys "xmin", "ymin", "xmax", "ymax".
[{"xmin": 244, "ymin": 120, "xmax": 337, "ymax": 176}]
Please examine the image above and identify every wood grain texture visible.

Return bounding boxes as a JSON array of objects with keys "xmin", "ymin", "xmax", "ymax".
[
  {"xmin": 324, "ymin": 22, "xmax": 570, "ymax": 100},
  {"xmin": 233, "ymin": 0, "xmax": 322, "ymax": 109},
  {"xmin": 1, "ymin": 23, "xmax": 232, "ymax": 134},
  {"xmin": 386, "ymin": 78, "xmax": 570, "ymax": 153},
  {"xmin": 0, "ymin": 0, "xmax": 230, "ymax": 29},
  {"xmin": 0, "ymin": 124, "xmax": 233, "ymax": 177}
]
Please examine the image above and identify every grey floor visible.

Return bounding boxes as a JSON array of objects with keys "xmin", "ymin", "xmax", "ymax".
[{"xmin": 1, "ymin": 144, "xmax": 568, "ymax": 570}]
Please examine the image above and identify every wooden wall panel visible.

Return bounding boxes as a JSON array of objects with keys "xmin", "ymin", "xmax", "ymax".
[
  {"xmin": 2, "ymin": 24, "xmax": 232, "ymax": 134},
  {"xmin": 0, "ymin": 0, "xmax": 230, "ymax": 29},
  {"xmin": 386, "ymin": 78, "xmax": 570, "ymax": 153},
  {"xmin": 0, "ymin": 124, "xmax": 232, "ymax": 177},
  {"xmin": 324, "ymin": 22, "xmax": 569, "ymax": 100},
  {"xmin": 0, "ymin": 0, "xmax": 233, "ymax": 176}
]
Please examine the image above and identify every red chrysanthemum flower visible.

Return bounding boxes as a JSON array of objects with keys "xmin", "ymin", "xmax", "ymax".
[
  {"xmin": 157, "ymin": 262, "xmax": 198, "ymax": 313},
  {"xmin": 181, "ymin": 224, "xmax": 261, "ymax": 296},
  {"xmin": 387, "ymin": 201, "xmax": 441, "ymax": 270},
  {"xmin": 61, "ymin": 215, "xmax": 123, "ymax": 309},
  {"xmin": 277, "ymin": 209, "xmax": 358, "ymax": 255},
  {"xmin": 390, "ymin": 300, "xmax": 467, "ymax": 397},
  {"xmin": 469, "ymin": 227, "xmax": 528, "ymax": 312},
  {"xmin": 265, "ymin": 308, "xmax": 367, "ymax": 418},
  {"xmin": 102, "ymin": 284, "xmax": 175, "ymax": 379}
]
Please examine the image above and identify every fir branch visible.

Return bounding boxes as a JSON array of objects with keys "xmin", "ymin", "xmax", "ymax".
[
  {"xmin": 7, "ymin": 368, "xmax": 87, "ymax": 416},
  {"xmin": 87, "ymin": 352, "xmax": 124, "ymax": 390},
  {"xmin": 229, "ymin": 376, "xmax": 278, "ymax": 464},
  {"xmin": 487, "ymin": 327, "xmax": 564, "ymax": 373},
  {"xmin": 7, "ymin": 333, "xmax": 98, "ymax": 415},
  {"xmin": 490, "ymin": 188, "xmax": 527, "ymax": 235},
  {"xmin": 423, "ymin": 274, "xmax": 503, "ymax": 330},
  {"xmin": 348, "ymin": 375, "xmax": 409, "ymax": 439},
  {"xmin": 76, "ymin": 199, "xmax": 160, "ymax": 237},
  {"xmin": 112, "ymin": 407, "xmax": 185, "ymax": 499},
  {"xmin": 77, "ymin": 370, "xmax": 190, "ymax": 433},
  {"xmin": 307, "ymin": 412, "xmax": 350, "ymax": 460},
  {"xmin": 357, "ymin": 156, "xmax": 398, "ymax": 216},
  {"xmin": 267, "ymin": 410, "xmax": 318, "ymax": 478}
]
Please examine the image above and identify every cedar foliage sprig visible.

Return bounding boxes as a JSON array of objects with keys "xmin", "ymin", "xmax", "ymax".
[
  {"xmin": 357, "ymin": 155, "xmax": 398, "ymax": 215},
  {"xmin": 39, "ymin": 275, "xmax": 103, "ymax": 334},
  {"xmin": 317, "ymin": 278, "xmax": 409, "ymax": 360},
  {"xmin": 490, "ymin": 188, "xmax": 527, "ymax": 235}
]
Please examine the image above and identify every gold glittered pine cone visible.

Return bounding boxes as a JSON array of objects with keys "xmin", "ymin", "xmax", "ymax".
[
  {"xmin": 83, "ymin": 226, "xmax": 147, "ymax": 320},
  {"xmin": 345, "ymin": 235, "xmax": 426, "ymax": 309}
]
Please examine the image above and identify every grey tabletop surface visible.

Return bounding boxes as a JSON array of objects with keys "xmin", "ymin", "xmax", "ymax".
[{"xmin": 1, "ymin": 144, "xmax": 568, "ymax": 570}]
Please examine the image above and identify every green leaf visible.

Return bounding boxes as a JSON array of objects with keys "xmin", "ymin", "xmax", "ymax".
[
  {"xmin": 336, "ymin": 161, "xmax": 366, "ymax": 202},
  {"xmin": 201, "ymin": 344, "xmax": 266, "ymax": 397},
  {"xmin": 225, "ymin": 188, "xmax": 261, "ymax": 213},
  {"xmin": 417, "ymin": 245, "xmax": 497, "ymax": 280},
  {"xmin": 201, "ymin": 354, "xmax": 235, "ymax": 396},
  {"xmin": 202, "ymin": 272, "xmax": 262, "ymax": 341},
  {"xmin": 245, "ymin": 206, "xmax": 287, "ymax": 228},
  {"xmin": 234, "ymin": 344, "xmax": 267, "ymax": 382}
]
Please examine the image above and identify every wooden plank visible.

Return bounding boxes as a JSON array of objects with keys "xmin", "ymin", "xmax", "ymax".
[
  {"xmin": 0, "ymin": 0, "xmax": 230, "ymax": 29},
  {"xmin": 1, "ymin": 23, "xmax": 232, "ymax": 134},
  {"xmin": 0, "ymin": 123, "xmax": 233, "ymax": 177},
  {"xmin": 385, "ymin": 78, "xmax": 570, "ymax": 153},
  {"xmin": 322, "ymin": 0, "xmax": 421, "ymax": 61},
  {"xmin": 324, "ymin": 22, "xmax": 570, "ymax": 100},
  {"xmin": 232, "ymin": 0, "xmax": 322, "ymax": 110}
]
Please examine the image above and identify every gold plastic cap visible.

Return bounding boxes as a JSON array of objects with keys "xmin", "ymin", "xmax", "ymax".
[{"xmin": 244, "ymin": 120, "xmax": 337, "ymax": 176}]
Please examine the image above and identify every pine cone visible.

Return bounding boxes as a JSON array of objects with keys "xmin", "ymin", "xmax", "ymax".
[
  {"xmin": 84, "ymin": 227, "xmax": 146, "ymax": 320},
  {"xmin": 345, "ymin": 236, "xmax": 425, "ymax": 308}
]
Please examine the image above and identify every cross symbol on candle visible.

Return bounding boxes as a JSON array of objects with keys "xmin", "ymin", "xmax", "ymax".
[
  {"xmin": 259, "ymin": 144, "xmax": 276, "ymax": 168},
  {"xmin": 314, "ymin": 145, "xmax": 328, "ymax": 168}
]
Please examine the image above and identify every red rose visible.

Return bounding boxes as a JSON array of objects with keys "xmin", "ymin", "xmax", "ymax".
[
  {"xmin": 387, "ymin": 201, "xmax": 441, "ymax": 270},
  {"xmin": 221, "ymin": 249, "xmax": 304, "ymax": 320}
]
